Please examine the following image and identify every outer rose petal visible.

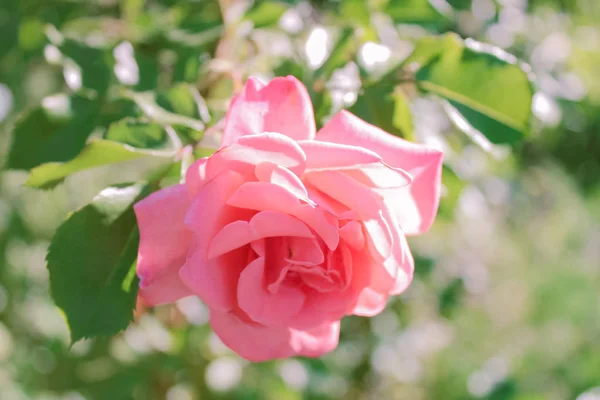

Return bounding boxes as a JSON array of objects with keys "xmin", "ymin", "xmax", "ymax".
[
  {"xmin": 316, "ymin": 110, "xmax": 443, "ymax": 235},
  {"xmin": 353, "ymin": 287, "xmax": 388, "ymax": 316},
  {"xmin": 292, "ymin": 321, "xmax": 340, "ymax": 357},
  {"xmin": 210, "ymin": 310, "xmax": 295, "ymax": 361},
  {"xmin": 180, "ymin": 170, "xmax": 251, "ymax": 311},
  {"xmin": 134, "ymin": 184, "xmax": 193, "ymax": 306},
  {"xmin": 210, "ymin": 310, "xmax": 340, "ymax": 361},
  {"xmin": 222, "ymin": 76, "xmax": 316, "ymax": 146}
]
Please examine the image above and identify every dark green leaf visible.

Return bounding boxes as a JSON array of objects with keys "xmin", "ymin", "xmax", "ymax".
[
  {"xmin": 416, "ymin": 35, "xmax": 533, "ymax": 144},
  {"xmin": 244, "ymin": 1, "xmax": 287, "ymax": 29},
  {"xmin": 60, "ymin": 38, "xmax": 114, "ymax": 94},
  {"xmin": 438, "ymin": 278, "xmax": 465, "ymax": 318},
  {"xmin": 132, "ymin": 52, "xmax": 160, "ymax": 91},
  {"xmin": 6, "ymin": 94, "xmax": 99, "ymax": 171},
  {"xmin": 413, "ymin": 253, "xmax": 436, "ymax": 279},
  {"xmin": 274, "ymin": 59, "xmax": 306, "ymax": 80},
  {"xmin": 349, "ymin": 82, "xmax": 414, "ymax": 139},
  {"xmin": 447, "ymin": 0, "xmax": 472, "ymax": 10},
  {"xmin": 47, "ymin": 183, "xmax": 151, "ymax": 342}
]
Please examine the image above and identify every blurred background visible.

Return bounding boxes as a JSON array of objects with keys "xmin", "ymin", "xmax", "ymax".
[{"xmin": 1, "ymin": 0, "xmax": 600, "ymax": 399}]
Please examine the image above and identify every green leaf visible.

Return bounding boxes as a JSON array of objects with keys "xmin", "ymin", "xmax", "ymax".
[
  {"xmin": 25, "ymin": 138, "xmax": 173, "ymax": 189},
  {"xmin": 47, "ymin": 183, "xmax": 151, "ymax": 342},
  {"xmin": 6, "ymin": 94, "xmax": 100, "ymax": 171},
  {"xmin": 438, "ymin": 277, "xmax": 465, "ymax": 318},
  {"xmin": 274, "ymin": 59, "xmax": 306, "ymax": 80},
  {"xmin": 104, "ymin": 119, "xmax": 169, "ymax": 149},
  {"xmin": 125, "ymin": 91, "xmax": 205, "ymax": 132},
  {"xmin": 349, "ymin": 82, "xmax": 414, "ymax": 140},
  {"xmin": 385, "ymin": 0, "xmax": 449, "ymax": 26},
  {"xmin": 447, "ymin": 100, "xmax": 524, "ymax": 145},
  {"xmin": 156, "ymin": 83, "xmax": 208, "ymax": 121},
  {"xmin": 315, "ymin": 27, "xmax": 357, "ymax": 80},
  {"xmin": 340, "ymin": 0, "xmax": 377, "ymax": 41},
  {"xmin": 244, "ymin": 1, "xmax": 287, "ymax": 29},
  {"xmin": 403, "ymin": 33, "xmax": 460, "ymax": 68},
  {"xmin": 416, "ymin": 35, "xmax": 533, "ymax": 144}
]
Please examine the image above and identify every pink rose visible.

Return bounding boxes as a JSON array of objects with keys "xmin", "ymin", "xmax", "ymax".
[{"xmin": 134, "ymin": 76, "xmax": 443, "ymax": 361}]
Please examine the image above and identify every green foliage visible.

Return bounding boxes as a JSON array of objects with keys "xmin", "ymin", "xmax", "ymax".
[
  {"xmin": 349, "ymin": 80, "xmax": 414, "ymax": 140},
  {"xmin": 2, "ymin": 0, "xmax": 599, "ymax": 398},
  {"xmin": 415, "ymin": 35, "xmax": 533, "ymax": 144},
  {"xmin": 7, "ymin": 95, "xmax": 100, "ymax": 170},
  {"xmin": 46, "ymin": 183, "xmax": 151, "ymax": 343},
  {"xmin": 244, "ymin": 1, "xmax": 289, "ymax": 28},
  {"xmin": 25, "ymin": 139, "xmax": 167, "ymax": 189},
  {"xmin": 385, "ymin": 0, "xmax": 449, "ymax": 27},
  {"xmin": 104, "ymin": 119, "xmax": 168, "ymax": 149},
  {"xmin": 59, "ymin": 38, "xmax": 114, "ymax": 94}
]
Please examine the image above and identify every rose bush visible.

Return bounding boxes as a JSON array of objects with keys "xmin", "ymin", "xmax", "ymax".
[{"xmin": 134, "ymin": 76, "xmax": 443, "ymax": 361}]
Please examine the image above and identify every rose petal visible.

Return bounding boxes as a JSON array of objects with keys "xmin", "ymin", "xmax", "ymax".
[
  {"xmin": 290, "ymin": 204, "xmax": 339, "ymax": 250},
  {"xmin": 209, "ymin": 310, "xmax": 295, "ymax": 361},
  {"xmin": 306, "ymin": 169, "xmax": 393, "ymax": 260},
  {"xmin": 228, "ymin": 183, "xmax": 339, "ymax": 250},
  {"xmin": 180, "ymin": 245, "xmax": 247, "ymax": 312},
  {"xmin": 222, "ymin": 76, "xmax": 316, "ymax": 146},
  {"xmin": 317, "ymin": 110, "xmax": 443, "ymax": 234},
  {"xmin": 250, "ymin": 210, "xmax": 315, "ymax": 239},
  {"xmin": 209, "ymin": 310, "xmax": 340, "ymax": 361},
  {"xmin": 285, "ymin": 237, "xmax": 325, "ymax": 266},
  {"xmin": 138, "ymin": 264, "xmax": 193, "ymax": 307},
  {"xmin": 291, "ymin": 321, "xmax": 341, "ymax": 357},
  {"xmin": 227, "ymin": 181, "xmax": 302, "ymax": 213},
  {"xmin": 305, "ymin": 169, "xmax": 382, "ymax": 220},
  {"xmin": 255, "ymin": 162, "xmax": 312, "ymax": 203},
  {"xmin": 185, "ymin": 157, "xmax": 208, "ymax": 197},
  {"xmin": 353, "ymin": 287, "xmax": 388, "ymax": 317},
  {"xmin": 180, "ymin": 170, "xmax": 251, "ymax": 311},
  {"xmin": 210, "ymin": 132, "xmax": 307, "ymax": 177},
  {"xmin": 134, "ymin": 184, "xmax": 193, "ymax": 306},
  {"xmin": 388, "ymin": 231, "xmax": 415, "ymax": 295},
  {"xmin": 342, "ymin": 163, "xmax": 412, "ymax": 189},
  {"xmin": 238, "ymin": 257, "xmax": 306, "ymax": 326},
  {"xmin": 298, "ymin": 140, "xmax": 382, "ymax": 170},
  {"xmin": 339, "ymin": 220, "xmax": 365, "ymax": 251},
  {"xmin": 208, "ymin": 220, "xmax": 253, "ymax": 259}
]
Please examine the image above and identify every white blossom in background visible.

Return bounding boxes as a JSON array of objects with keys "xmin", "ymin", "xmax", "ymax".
[
  {"xmin": 113, "ymin": 41, "xmax": 139, "ymax": 86},
  {"xmin": 278, "ymin": 359, "xmax": 309, "ymax": 390},
  {"xmin": 359, "ymin": 42, "xmax": 391, "ymax": 71},
  {"xmin": 532, "ymin": 92, "xmax": 562, "ymax": 127},
  {"xmin": 63, "ymin": 59, "xmax": 82, "ymax": 91},
  {"xmin": 305, "ymin": 27, "xmax": 330, "ymax": 69},
  {"xmin": 205, "ymin": 357, "xmax": 243, "ymax": 392}
]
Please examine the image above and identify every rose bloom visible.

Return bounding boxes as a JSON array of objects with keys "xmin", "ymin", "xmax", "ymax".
[{"xmin": 134, "ymin": 76, "xmax": 443, "ymax": 361}]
